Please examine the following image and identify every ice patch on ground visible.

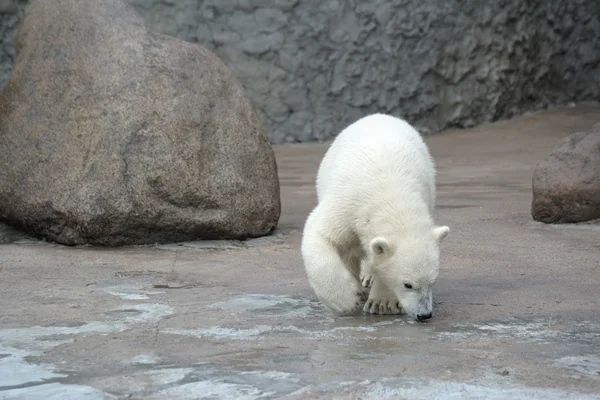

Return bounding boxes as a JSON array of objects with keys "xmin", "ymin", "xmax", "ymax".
[
  {"xmin": 88, "ymin": 276, "xmax": 166, "ymax": 300},
  {"xmin": 129, "ymin": 353, "xmax": 162, "ymax": 365},
  {"xmin": 146, "ymin": 380, "xmax": 271, "ymax": 400},
  {"xmin": 555, "ymin": 355, "xmax": 600, "ymax": 379},
  {"xmin": 164, "ymin": 325, "xmax": 276, "ymax": 340},
  {"xmin": 435, "ymin": 317, "xmax": 600, "ymax": 345},
  {"xmin": 164, "ymin": 322, "xmax": 379, "ymax": 342},
  {"xmin": 0, "ymin": 382, "xmax": 112, "ymax": 400},
  {"xmin": 91, "ymin": 364, "xmax": 305, "ymax": 400},
  {"xmin": 0, "ymin": 346, "xmax": 66, "ymax": 387},
  {"xmin": 0, "ymin": 304, "xmax": 172, "ymax": 390},
  {"xmin": 359, "ymin": 378, "xmax": 600, "ymax": 400},
  {"xmin": 209, "ymin": 294, "xmax": 323, "ymax": 318}
]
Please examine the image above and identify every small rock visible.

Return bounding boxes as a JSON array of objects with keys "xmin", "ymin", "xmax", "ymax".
[
  {"xmin": 531, "ymin": 124, "xmax": 600, "ymax": 223},
  {"xmin": 0, "ymin": 0, "xmax": 280, "ymax": 246}
]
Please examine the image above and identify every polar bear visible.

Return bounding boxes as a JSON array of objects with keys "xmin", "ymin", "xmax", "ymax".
[{"xmin": 301, "ymin": 113, "xmax": 449, "ymax": 321}]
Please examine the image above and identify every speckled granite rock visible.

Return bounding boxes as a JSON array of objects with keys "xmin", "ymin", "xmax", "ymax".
[
  {"xmin": 532, "ymin": 124, "xmax": 600, "ymax": 223},
  {"xmin": 0, "ymin": 0, "xmax": 281, "ymax": 246}
]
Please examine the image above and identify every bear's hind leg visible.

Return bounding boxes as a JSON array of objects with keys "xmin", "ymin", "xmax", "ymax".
[
  {"xmin": 301, "ymin": 230, "xmax": 367, "ymax": 314},
  {"xmin": 364, "ymin": 276, "xmax": 401, "ymax": 315}
]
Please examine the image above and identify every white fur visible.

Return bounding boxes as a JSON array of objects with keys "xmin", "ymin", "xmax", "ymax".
[{"xmin": 301, "ymin": 113, "xmax": 450, "ymax": 320}]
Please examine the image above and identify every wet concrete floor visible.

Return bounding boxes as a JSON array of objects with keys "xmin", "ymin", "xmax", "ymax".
[{"xmin": 1, "ymin": 103, "xmax": 599, "ymax": 399}]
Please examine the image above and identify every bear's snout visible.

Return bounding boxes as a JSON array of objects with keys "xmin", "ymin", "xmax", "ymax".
[{"xmin": 417, "ymin": 312, "xmax": 432, "ymax": 322}]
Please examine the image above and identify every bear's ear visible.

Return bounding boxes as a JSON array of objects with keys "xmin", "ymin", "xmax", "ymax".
[
  {"xmin": 370, "ymin": 237, "xmax": 390, "ymax": 257},
  {"xmin": 432, "ymin": 226, "xmax": 450, "ymax": 243}
]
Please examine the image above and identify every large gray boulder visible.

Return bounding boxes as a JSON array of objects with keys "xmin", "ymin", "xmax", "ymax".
[
  {"xmin": 0, "ymin": 0, "xmax": 281, "ymax": 246},
  {"xmin": 531, "ymin": 124, "xmax": 600, "ymax": 223}
]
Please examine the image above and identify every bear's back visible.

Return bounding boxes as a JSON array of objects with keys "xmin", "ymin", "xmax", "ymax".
[{"xmin": 316, "ymin": 114, "xmax": 435, "ymax": 206}]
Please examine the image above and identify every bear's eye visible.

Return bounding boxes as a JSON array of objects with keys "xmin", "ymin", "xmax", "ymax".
[{"xmin": 404, "ymin": 283, "xmax": 413, "ymax": 289}]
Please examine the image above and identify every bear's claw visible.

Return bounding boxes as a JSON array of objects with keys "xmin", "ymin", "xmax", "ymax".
[
  {"xmin": 363, "ymin": 298, "xmax": 401, "ymax": 315},
  {"xmin": 361, "ymin": 274, "xmax": 373, "ymax": 288}
]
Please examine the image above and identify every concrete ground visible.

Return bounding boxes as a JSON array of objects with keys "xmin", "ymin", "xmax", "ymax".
[{"xmin": 1, "ymin": 103, "xmax": 599, "ymax": 400}]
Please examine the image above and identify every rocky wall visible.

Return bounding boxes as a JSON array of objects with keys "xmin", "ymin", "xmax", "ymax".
[{"xmin": 1, "ymin": 0, "xmax": 599, "ymax": 143}]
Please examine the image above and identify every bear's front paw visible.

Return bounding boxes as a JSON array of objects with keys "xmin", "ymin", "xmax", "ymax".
[
  {"xmin": 361, "ymin": 273, "xmax": 374, "ymax": 289},
  {"xmin": 324, "ymin": 286, "xmax": 368, "ymax": 315},
  {"xmin": 363, "ymin": 297, "xmax": 401, "ymax": 315}
]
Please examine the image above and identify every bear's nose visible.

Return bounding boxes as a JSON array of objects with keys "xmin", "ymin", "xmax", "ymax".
[{"xmin": 417, "ymin": 312, "xmax": 432, "ymax": 321}]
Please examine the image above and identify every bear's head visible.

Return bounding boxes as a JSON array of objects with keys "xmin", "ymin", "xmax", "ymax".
[{"xmin": 368, "ymin": 225, "xmax": 450, "ymax": 322}]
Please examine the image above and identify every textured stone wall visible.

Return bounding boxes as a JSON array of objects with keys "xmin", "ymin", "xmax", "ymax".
[
  {"xmin": 0, "ymin": 0, "xmax": 28, "ymax": 89},
  {"xmin": 1, "ymin": 0, "xmax": 599, "ymax": 143}
]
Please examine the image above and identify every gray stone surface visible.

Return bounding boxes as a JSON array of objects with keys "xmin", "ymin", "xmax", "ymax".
[
  {"xmin": 2, "ymin": 0, "xmax": 600, "ymax": 143},
  {"xmin": 531, "ymin": 123, "xmax": 600, "ymax": 223},
  {"xmin": 1, "ymin": 103, "xmax": 600, "ymax": 399},
  {"xmin": 0, "ymin": 0, "xmax": 281, "ymax": 246}
]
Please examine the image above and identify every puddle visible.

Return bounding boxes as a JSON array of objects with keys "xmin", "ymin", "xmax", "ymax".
[
  {"xmin": 75, "ymin": 362, "xmax": 600, "ymax": 400},
  {"xmin": 98, "ymin": 283, "xmax": 164, "ymax": 300},
  {"xmin": 144, "ymin": 365, "xmax": 305, "ymax": 400},
  {"xmin": 0, "ymin": 303, "xmax": 172, "ymax": 391},
  {"xmin": 358, "ymin": 377, "xmax": 600, "ymax": 400},
  {"xmin": 166, "ymin": 294, "xmax": 419, "ymax": 343},
  {"xmin": 555, "ymin": 355, "xmax": 600, "ymax": 379},
  {"xmin": 434, "ymin": 316, "xmax": 600, "ymax": 346},
  {"xmin": 3, "ymin": 292, "xmax": 600, "ymax": 399},
  {"xmin": 0, "ymin": 382, "xmax": 111, "ymax": 400},
  {"xmin": 85, "ymin": 363, "xmax": 305, "ymax": 400},
  {"xmin": 165, "ymin": 325, "xmax": 278, "ymax": 341},
  {"xmin": 109, "ymin": 304, "xmax": 173, "ymax": 324},
  {"xmin": 0, "ymin": 265, "xmax": 174, "ymax": 397},
  {"xmin": 164, "ymin": 294, "xmax": 600, "ymax": 398},
  {"xmin": 91, "ymin": 367, "xmax": 196, "ymax": 394},
  {"xmin": 168, "ymin": 296, "xmax": 600, "ymax": 350},
  {"xmin": 165, "ymin": 322, "xmax": 387, "ymax": 342},
  {"xmin": 147, "ymin": 380, "xmax": 269, "ymax": 399},
  {"xmin": 129, "ymin": 354, "xmax": 162, "ymax": 365},
  {"xmin": 88, "ymin": 274, "xmax": 167, "ymax": 301},
  {"xmin": 208, "ymin": 294, "xmax": 325, "ymax": 318},
  {"xmin": 0, "ymin": 345, "xmax": 66, "ymax": 387}
]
